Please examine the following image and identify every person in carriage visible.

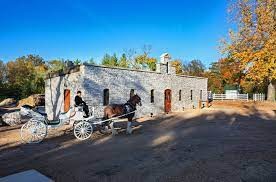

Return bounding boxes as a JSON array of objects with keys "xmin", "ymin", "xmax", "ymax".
[{"xmin": 74, "ymin": 91, "xmax": 89, "ymax": 118}]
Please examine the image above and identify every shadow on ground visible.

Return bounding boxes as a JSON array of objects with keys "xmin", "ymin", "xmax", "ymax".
[{"xmin": 0, "ymin": 106, "xmax": 276, "ymax": 182}]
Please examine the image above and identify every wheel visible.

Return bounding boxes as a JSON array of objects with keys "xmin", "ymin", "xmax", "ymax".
[
  {"xmin": 74, "ymin": 121, "xmax": 93, "ymax": 140},
  {"xmin": 98, "ymin": 123, "xmax": 112, "ymax": 134},
  {"xmin": 20, "ymin": 119, "xmax": 47, "ymax": 143}
]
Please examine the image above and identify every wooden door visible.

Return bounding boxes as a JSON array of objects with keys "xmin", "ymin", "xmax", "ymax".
[
  {"xmin": 164, "ymin": 89, "xmax": 171, "ymax": 113},
  {"xmin": 64, "ymin": 89, "xmax": 70, "ymax": 112}
]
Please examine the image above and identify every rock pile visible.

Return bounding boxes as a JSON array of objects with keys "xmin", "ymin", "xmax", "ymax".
[
  {"xmin": 18, "ymin": 94, "xmax": 45, "ymax": 107},
  {"xmin": 1, "ymin": 111, "xmax": 23, "ymax": 126},
  {"xmin": 0, "ymin": 98, "xmax": 17, "ymax": 107}
]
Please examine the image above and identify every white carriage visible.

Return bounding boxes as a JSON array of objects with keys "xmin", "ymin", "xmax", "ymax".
[
  {"xmin": 20, "ymin": 105, "xmax": 105, "ymax": 143},
  {"xmin": 19, "ymin": 105, "xmax": 135, "ymax": 143}
]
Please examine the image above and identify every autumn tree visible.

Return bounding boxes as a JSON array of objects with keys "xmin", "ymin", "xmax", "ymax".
[
  {"xmin": 171, "ymin": 59, "xmax": 183, "ymax": 74},
  {"xmin": 146, "ymin": 57, "xmax": 157, "ymax": 71},
  {"xmin": 222, "ymin": 0, "xmax": 276, "ymax": 100},
  {"xmin": 133, "ymin": 45, "xmax": 157, "ymax": 71},
  {"xmin": 6, "ymin": 55, "xmax": 47, "ymax": 98}
]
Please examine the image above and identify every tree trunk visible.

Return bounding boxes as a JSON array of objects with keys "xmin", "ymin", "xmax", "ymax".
[{"xmin": 267, "ymin": 81, "xmax": 276, "ymax": 101}]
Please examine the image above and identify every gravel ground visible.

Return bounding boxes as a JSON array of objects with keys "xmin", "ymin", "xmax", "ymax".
[{"xmin": 0, "ymin": 102, "xmax": 276, "ymax": 182}]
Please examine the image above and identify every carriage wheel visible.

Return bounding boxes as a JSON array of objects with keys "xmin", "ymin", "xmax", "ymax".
[
  {"xmin": 74, "ymin": 121, "xmax": 93, "ymax": 140},
  {"xmin": 20, "ymin": 119, "xmax": 47, "ymax": 143}
]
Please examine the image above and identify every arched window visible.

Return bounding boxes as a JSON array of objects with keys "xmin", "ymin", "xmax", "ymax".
[
  {"xmin": 190, "ymin": 90, "xmax": 193, "ymax": 101},
  {"xmin": 130, "ymin": 89, "xmax": 135, "ymax": 98},
  {"xmin": 103, "ymin": 89, "xmax": 109, "ymax": 106},
  {"xmin": 179, "ymin": 90, "xmax": 182, "ymax": 101},
  {"xmin": 200, "ymin": 90, "xmax": 203, "ymax": 100},
  {"xmin": 151, "ymin": 89, "xmax": 154, "ymax": 103}
]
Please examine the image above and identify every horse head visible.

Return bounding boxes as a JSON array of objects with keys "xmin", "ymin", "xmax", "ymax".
[{"xmin": 130, "ymin": 94, "xmax": 142, "ymax": 106}]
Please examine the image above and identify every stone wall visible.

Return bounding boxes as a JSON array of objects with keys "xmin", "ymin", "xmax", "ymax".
[
  {"xmin": 45, "ymin": 64, "xmax": 208, "ymax": 119},
  {"xmin": 45, "ymin": 66, "xmax": 85, "ymax": 120},
  {"xmin": 82, "ymin": 65, "xmax": 207, "ymax": 118}
]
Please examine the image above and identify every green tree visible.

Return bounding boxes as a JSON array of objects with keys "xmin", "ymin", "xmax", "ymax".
[
  {"xmin": 185, "ymin": 60, "xmax": 205, "ymax": 77},
  {"xmin": 101, "ymin": 53, "xmax": 118, "ymax": 66},
  {"xmin": 101, "ymin": 54, "xmax": 111, "ymax": 66},
  {"xmin": 74, "ymin": 59, "xmax": 81, "ymax": 65},
  {"xmin": 88, "ymin": 58, "xmax": 96, "ymax": 65},
  {"xmin": 110, "ymin": 53, "xmax": 118, "ymax": 66},
  {"xmin": 118, "ymin": 53, "xmax": 128, "ymax": 68},
  {"xmin": 0, "ymin": 60, "xmax": 7, "ymax": 86},
  {"xmin": 205, "ymin": 62, "xmax": 225, "ymax": 93},
  {"xmin": 47, "ymin": 59, "xmax": 66, "ymax": 72}
]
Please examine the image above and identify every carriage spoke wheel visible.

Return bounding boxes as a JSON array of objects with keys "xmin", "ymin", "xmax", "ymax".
[
  {"xmin": 21, "ymin": 119, "xmax": 47, "ymax": 144},
  {"xmin": 74, "ymin": 121, "xmax": 93, "ymax": 140}
]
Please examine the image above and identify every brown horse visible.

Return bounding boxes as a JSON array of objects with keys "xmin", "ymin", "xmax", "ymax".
[{"xmin": 103, "ymin": 94, "xmax": 142, "ymax": 134}]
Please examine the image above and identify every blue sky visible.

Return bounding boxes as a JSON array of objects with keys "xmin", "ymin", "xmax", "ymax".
[{"xmin": 0, "ymin": 0, "xmax": 229, "ymax": 67}]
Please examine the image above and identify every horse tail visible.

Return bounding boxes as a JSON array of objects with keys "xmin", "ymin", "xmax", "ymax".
[
  {"xmin": 102, "ymin": 107, "xmax": 110, "ymax": 120},
  {"xmin": 102, "ymin": 113, "xmax": 108, "ymax": 120}
]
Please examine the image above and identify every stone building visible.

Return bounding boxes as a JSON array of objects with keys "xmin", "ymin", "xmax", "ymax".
[{"xmin": 45, "ymin": 53, "xmax": 208, "ymax": 120}]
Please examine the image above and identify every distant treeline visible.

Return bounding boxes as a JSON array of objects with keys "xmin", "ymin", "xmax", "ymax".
[{"xmin": 0, "ymin": 49, "xmax": 269, "ymax": 101}]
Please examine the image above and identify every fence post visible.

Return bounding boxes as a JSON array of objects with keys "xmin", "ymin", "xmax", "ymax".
[{"xmin": 247, "ymin": 93, "xmax": 249, "ymax": 101}]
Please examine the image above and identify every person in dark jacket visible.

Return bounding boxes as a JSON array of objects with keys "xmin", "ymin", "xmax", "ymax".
[{"xmin": 75, "ymin": 91, "xmax": 89, "ymax": 117}]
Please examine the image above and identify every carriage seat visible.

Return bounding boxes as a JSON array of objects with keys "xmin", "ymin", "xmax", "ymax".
[{"xmin": 74, "ymin": 105, "xmax": 83, "ymax": 112}]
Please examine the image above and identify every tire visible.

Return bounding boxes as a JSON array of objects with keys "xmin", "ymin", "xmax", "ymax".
[
  {"xmin": 20, "ymin": 119, "xmax": 47, "ymax": 144},
  {"xmin": 74, "ymin": 121, "xmax": 93, "ymax": 140}
]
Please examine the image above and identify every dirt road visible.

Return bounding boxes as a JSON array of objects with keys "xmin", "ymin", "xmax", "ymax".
[{"xmin": 0, "ymin": 103, "xmax": 276, "ymax": 182}]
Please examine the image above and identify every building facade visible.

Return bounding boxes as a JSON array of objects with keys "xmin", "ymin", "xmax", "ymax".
[{"xmin": 45, "ymin": 53, "xmax": 208, "ymax": 120}]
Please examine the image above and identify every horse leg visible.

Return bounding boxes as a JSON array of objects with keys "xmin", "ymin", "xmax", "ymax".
[
  {"xmin": 126, "ymin": 118, "xmax": 133, "ymax": 134},
  {"xmin": 110, "ymin": 121, "xmax": 118, "ymax": 135}
]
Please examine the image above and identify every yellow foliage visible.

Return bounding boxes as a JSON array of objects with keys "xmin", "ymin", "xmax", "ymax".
[{"xmin": 223, "ymin": 0, "xmax": 276, "ymax": 83}]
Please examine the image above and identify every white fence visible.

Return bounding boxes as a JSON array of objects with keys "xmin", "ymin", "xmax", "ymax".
[
  {"xmin": 213, "ymin": 93, "xmax": 249, "ymax": 101},
  {"xmin": 253, "ymin": 93, "xmax": 265, "ymax": 101}
]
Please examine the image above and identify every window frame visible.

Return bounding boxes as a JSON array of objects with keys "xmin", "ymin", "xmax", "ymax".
[
  {"xmin": 151, "ymin": 89, "xmax": 154, "ymax": 103},
  {"xmin": 103, "ymin": 89, "xmax": 109, "ymax": 106}
]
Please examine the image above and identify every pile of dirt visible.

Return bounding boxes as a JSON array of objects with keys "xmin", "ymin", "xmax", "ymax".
[
  {"xmin": 0, "ymin": 98, "xmax": 17, "ymax": 107},
  {"xmin": 18, "ymin": 94, "xmax": 45, "ymax": 107}
]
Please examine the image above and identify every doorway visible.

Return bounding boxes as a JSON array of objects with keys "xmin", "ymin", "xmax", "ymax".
[
  {"xmin": 164, "ymin": 89, "xmax": 172, "ymax": 113},
  {"xmin": 64, "ymin": 89, "xmax": 70, "ymax": 112}
]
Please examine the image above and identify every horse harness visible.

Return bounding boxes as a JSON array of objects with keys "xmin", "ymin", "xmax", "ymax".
[{"xmin": 123, "ymin": 101, "xmax": 136, "ymax": 117}]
